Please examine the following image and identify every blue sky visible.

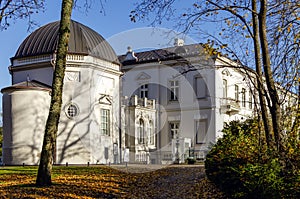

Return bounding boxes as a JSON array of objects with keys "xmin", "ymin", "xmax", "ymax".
[{"xmin": 0, "ymin": 0, "xmax": 196, "ymax": 116}]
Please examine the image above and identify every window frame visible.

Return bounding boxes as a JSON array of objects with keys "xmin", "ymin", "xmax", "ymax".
[
  {"xmin": 138, "ymin": 119, "xmax": 145, "ymax": 144},
  {"xmin": 100, "ymin": 108, "xmax": 110, "ymax": 136},
  {"xmin": 241, "ymin": 88, "xmax": 246, "ymax": 107},
  {"xmin": 148, "ymin": 120, "xmax": 155, "ymax": 145},
  {"xmin": 169, "ymin": 79, "xmax": 179, "ymax": 101},
  {"xmin": 65, "ymin": 103, "xmax": 79, "ymax": 118},
  {"xmin": 195, "ymin": 120, "xmax": 207, "ymax": 144},
  {"xmin": 249, "ymin": 91, "xmax": 253, "ymax": 109},
  {"xmin": 223, "ymin": 79, "xmax": 228, "ymax": 99},
  {"xmin": 169, "ymin": 121, "xmax": 180, "ymax": 142},
  {"xmin": 194, "ymin": 75, "xmax": 207, "ymax": 99},
  {"xmin": 140, "ymin": 84, "xmax": 148, "ymax": 98},
  {"xmin": 234, "ymin": 84, "xmax": 239, "ymax": 102}
]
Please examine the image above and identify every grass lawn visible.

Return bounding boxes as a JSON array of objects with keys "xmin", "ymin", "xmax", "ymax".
[{"xmin": 0, "ymin": 165, "xmax": 227, "ymax": 199}]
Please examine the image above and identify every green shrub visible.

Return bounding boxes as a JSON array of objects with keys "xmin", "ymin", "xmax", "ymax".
[
  {"xmin": 186, "ymin": 157, "xmax": 196, "ymax": 164},
  {"xmin": 205, "ymin": 119, "xmax": 300, "ymax": 198}
]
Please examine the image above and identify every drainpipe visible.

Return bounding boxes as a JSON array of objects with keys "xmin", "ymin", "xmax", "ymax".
[
  {"xmin": 119, "ymin": 72, "xmax": 123, "ymax": 164},
  {"xmin": 158, "ymin": 62, "xmax": 161, "ymax": 163}
]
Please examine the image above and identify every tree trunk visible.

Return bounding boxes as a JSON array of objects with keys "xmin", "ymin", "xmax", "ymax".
[
  {"xmin": 251, "ymin": 0, "xmax": 273, "ymax": 146},
  {"xmin": 36, "ymin": 0, "xmax": 73, "ymax": 186},
  {"xmin": 258, "ymin": 0, "xmax": 282, "ymax": 151}
]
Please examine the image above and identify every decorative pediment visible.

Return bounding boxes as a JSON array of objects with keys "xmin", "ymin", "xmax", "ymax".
[
  {"xmin": 135, "ymin": 72, "xmax": 151, "ymax": 81},
  {"xmin": 99, "ymin": 94, "xmax": 112, "ymax": 105},
  {"xmin": 221, "ymin": 68, "xmax": 232, "ymax": 77}
]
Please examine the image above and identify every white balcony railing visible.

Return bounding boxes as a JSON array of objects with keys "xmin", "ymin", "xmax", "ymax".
[
  {"xmin": 129, "ymin": 95, "xmax": 155, "ymax": 109},
  {"xmin": 221, "ymin": 98, "xmax": 240, "ymax": 115}
]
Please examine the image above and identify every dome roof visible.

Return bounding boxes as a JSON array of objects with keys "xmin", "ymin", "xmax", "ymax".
[{"xmin": 13, "ymin": 20, "xmax": 119, "ymax": 64}]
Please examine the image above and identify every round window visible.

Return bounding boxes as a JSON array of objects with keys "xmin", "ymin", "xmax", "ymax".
[{"xmin": 66, "ymin": 103, "xmax": 79, "ymax": 118}]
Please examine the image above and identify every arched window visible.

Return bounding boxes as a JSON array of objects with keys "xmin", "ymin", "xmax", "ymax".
[
  {"xmin": 148, "ymin": 121, "xmax": 154, "ymax": 145},
  {"xmin": 138, "ymin": 119, "xmax": 145, "ymax": 144},
  {"xmin": 223, "ymin": 79, "xmax": 227, "ymax": 99}
]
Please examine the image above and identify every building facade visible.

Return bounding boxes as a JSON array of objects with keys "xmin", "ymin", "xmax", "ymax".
[
  {"xmin": 1, "ymin": 21, "xmax": 257, "ymax": 165},
  {"xmin": 1, "ymin": 21, "xmax": 122, "ymax": 165},
  {"xmin": 120, "ymin": 42, "xmax": 255, "ymax": 163}
]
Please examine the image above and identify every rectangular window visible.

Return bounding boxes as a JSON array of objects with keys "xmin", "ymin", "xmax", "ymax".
[
  {"xmin": 100, "ymin": 109, "xmax": 110, "ymax": 135},
  {"xmin": 234, "ymin": 84, "xmax": 239, "ymax": 102},
  {"xmin": 170, "ymin": 80, "xmax": 179, "ymax": 101},
  {"xmin": 223, "ymin": 79, "xmax": 227, "ymax": 98},
  {"xmin": 195, "ymin": 76, "xmax": 206, "ymax": 98},
  {"xmin": 241, "ymin": 88, "xmax": 246, "ymax": 107},
  {"xmin": 195, "ymin": 120, "xmax": 207, "ymax": 144},
  {"xmin": 249, "ymin": 91, "xmax": 253, "ymax": 109},
  {"xmin": 140, "ymin": 84, "xmax": 148, "ymax": 98},
  {"xmin": 169, "ymin": 122, "xmax": 180, "ymax": 141}
]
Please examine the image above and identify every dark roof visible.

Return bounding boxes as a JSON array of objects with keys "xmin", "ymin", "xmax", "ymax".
[
  {"xmin": 1, "ymin": 80, "xmax": 52, "ymax": 93},
  {"xmin": 13, "ymin": 20, "xmax": 120, "ymax": 64},
  {"xmin": 119, "ymin": 43, "xmax": 205, "ymax": 65}
]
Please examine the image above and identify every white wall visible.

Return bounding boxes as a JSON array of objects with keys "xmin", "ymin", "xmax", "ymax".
[
  {"xmin": 122, "ymin": 58, "xmax": 218, "ymax": 155},
  {"xmin": 56, "ymin": 60, "xmax": 121, "ymax": 164},
  {"xmin": 2, "ymin": 89, "xmax": 50, "ymax": 165}
]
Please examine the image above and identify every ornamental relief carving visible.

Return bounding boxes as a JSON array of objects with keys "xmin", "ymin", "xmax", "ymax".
[{"xmin": 65, "ymin": 71, "xmax": 80, "ymax": 82}]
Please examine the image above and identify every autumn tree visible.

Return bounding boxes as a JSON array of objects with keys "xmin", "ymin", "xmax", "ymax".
[
  {"xmin": 0, "ymin": 0, "xmax": 45, "ymax": 31},
  {"xmin": 131, "ymin": 0, "xmax": 299, "ymax": 151},
  {"xmin": 36, "ymin": 0, "xmax": 74, "ymax": 186}
]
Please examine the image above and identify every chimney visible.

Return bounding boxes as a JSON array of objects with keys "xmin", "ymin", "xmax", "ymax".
[{"xmin": 124, "ymin": 46, "xmax": 138, "ymax": 61}]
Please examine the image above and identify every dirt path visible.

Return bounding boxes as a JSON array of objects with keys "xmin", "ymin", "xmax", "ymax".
[{"xmin": 111, "ymin": 164, "xmax": 227, "ymax": 199}]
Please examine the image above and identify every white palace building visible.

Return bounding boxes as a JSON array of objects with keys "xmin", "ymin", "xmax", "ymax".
[{"xmin": 1, "ymin": 21, "xmax": 257, "ymax": 165}]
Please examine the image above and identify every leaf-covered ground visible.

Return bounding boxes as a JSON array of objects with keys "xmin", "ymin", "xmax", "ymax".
[{"xmin": 0, "ymin": 165, "xmax": 227, "ymax": 199}]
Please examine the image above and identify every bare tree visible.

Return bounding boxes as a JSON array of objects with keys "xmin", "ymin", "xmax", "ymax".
[
  {"xmin": 0, "ymin": 0, "xmax": 45, "ymax": 31},
  {"xmin": 131, "ymin": 0, "xmax": 299, "ymax": 151},
  {"xmin": 36, "ymin": 0, "xmax": 74, "ymax": 186},
  {"xmin": 35, "ymin": 0, "xmax": 107, "ymax": 186}
]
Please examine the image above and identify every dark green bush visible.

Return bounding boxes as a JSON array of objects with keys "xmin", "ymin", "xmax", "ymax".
[
  {"xmin": 186, "ymin": 157, "xmax": 196, "ymax": 164},
  {"xmin": 205, "ymin": 119, "xmax": 300, "ymax": 198}
]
